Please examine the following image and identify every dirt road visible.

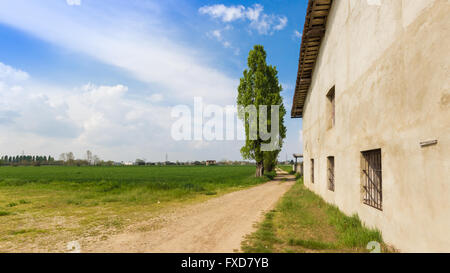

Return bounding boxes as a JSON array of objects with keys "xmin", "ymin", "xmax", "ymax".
[{"xmin": 84, "ymin": 172, "xmax": 295, "ymax": 253}]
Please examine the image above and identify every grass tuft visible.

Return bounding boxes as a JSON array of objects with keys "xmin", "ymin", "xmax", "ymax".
[
  {"xmin": 241, "ymin": 210, "xmax": 280, "ymax": 253},
  {"xmin": 0, "ymin": 211, "xmax": 12, "ymax": 216},
  {"xmin": 6, "ymin": 202, "xmax": 18, "ymax": 207}
]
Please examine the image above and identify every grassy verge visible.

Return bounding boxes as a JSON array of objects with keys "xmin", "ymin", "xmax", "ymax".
[
  {"xmin": 0, "ymin": 165, "xmax": 270, "ymax": 252},
  {"xmin": 242, "ymin": 178, "xmax": 390, "ymax": 253}
]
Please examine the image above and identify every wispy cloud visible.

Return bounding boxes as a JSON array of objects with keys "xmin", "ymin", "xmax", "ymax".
[
  {"xmin": 211, "ymin": 29, "xmax": 232, "ymax": 48},
  {"xmin": 66, "ymin": 0, "xmax": 81, "ymax": 6},
  {"xmin": 292, "ymin": 30, "xmax": 302, "ymax": 40},
  {"xmin": 199, "ymin": 4, "xmax": 288, "ymax": 35},
  {"xmin": 0, "ymin": 1, "xmax": 237, "ymax": 105},
  {"xmin": 275, "ymin": 17, "xmax": 288, "ymax": 31},
  {"xmin": 207, "ymin": 26, "xmax": 240, "ymax": 54}
]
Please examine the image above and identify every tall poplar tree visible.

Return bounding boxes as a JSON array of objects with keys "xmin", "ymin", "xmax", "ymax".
[{"xmin": 237, "ymin": 45, "xmax": 286, "ymax": 177}]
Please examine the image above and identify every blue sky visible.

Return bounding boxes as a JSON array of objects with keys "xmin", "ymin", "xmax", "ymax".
[{"xmin": 0, "ymin": 0, "xmax": 306, "ymax": 162}]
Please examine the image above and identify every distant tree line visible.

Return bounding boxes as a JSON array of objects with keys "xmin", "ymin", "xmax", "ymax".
[
  {"xmin": 0, "ymin": 152, "xmax": 261, "ymax": 167},
  {"xmin": 0, "ymin": 155, "xmax": 55, "ymax": 166},
  {"xmin": 0, "ymin": 150, "xmax": 114, "ymax": 167},
  {"xmin": 147, "ymin": 160, "xmax": 256, "ymax": 166}
]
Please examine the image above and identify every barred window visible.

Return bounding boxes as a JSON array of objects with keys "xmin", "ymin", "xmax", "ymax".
[
  {"xmin": 327, "ymin": 156, "xmax": 335, "ymax": 192},
  {"xmin": 361, "ymin": 149, "xmax": 382, "ymax": 210}
]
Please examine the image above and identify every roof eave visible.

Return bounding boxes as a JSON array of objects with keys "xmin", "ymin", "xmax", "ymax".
[{"xmin": 291, "ymin": 0, "xmax": 333, "ymax": 118}]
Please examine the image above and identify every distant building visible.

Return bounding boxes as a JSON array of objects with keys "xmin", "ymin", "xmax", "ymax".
[
  {"xmin": 293, "ymin": 154, "xmax": 303, "ymax": 174},
  {"xmin": 206, "ymin": 160, "xmax": 216, "ymax": 166}
]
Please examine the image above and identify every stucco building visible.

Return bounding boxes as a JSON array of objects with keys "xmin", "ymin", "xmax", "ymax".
[{"xmin": 291, "ymin": 0, "xmax": 449, "ymax": 252}]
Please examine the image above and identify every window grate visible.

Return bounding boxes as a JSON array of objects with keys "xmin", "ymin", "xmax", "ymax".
[
  {"xmin": 327, "ymin": 156, "xmax": 335, "ymax": 191},
  {"xmin": 361, "ymin": 149, "xmax": 382, "ymax": 210}
]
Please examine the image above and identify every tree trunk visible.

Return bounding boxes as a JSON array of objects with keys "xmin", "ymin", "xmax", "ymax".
[{"xmin": 255, "ymin": 161, "xmax": 264, "ymax": 177}]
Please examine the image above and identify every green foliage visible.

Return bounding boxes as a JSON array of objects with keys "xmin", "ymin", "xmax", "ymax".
[
  {"xmin": 0, "ymin": 155, "xmax": 55, "ymax": 166},
  {"xmin": 264, "ymin": 171, "xmax": 277, "ymax": 180},
  {"xmin": 237, "ymin": 45, "xmax": 286, "ymax": 175},
  {"xmin": 263, "ymin": 152, "xmax": 278, "ymax": 172}
]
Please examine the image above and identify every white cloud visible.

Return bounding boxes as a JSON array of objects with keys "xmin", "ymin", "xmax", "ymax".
[
  {"xmin": 66, "ymin": 0, "xmax": 81, "ymax": 6},
  {"xmin": 0, "ymin": 80, "xmax": 81, "ymax": 139},
  {"xmin": 0, "ymin": 62, "xmax": 29, "ymax": 82},
  {"xmin": 0, "ymin": 69, "xmax": 174, "ymax": 160},
  {"xmin": 207, "ymin": 27, "xmax": 239, "ymax": 53},
  {"xmin": 2, "ymin": 81, "xmax": 246, "ymax": 161},
  {"xmin": 0, "ymin": 63, "xmax": 245, "ymax": 161},
  {"xmin": 0, "ymin": 3, "xmax": 251, "ymax": 161},
  {"xmin": 292, "ymin": 30, "xmax": 302, "ymax": 40},
  {"xmin": 0, "ymin": 1, "xmax": 237, "ymax": 105},
  {"xmin": 199, "ymin": 4, "xmax": 245, "ymax": 22},
  {"xmin": 147, "ymin": 93, "xmax": 164, "ymax": 103},
  {"xmin": 212, "ymin": 29, "xmax": 222, "ymax": 40},
  {"xmin": 65, "ymin": 84, "xmax": 172, "ymax": 147},
  {"xmin": 223, "ymin": 41, "xmax": 231, "ymax": 48},
  {"xmin": 199, "ymin": 4, "xmax": 288, "ymax": 35},
  {"xmin": 291, "ymin": 30, "xmax": 303, "ymax": 42},
  {"xmin": 274, "ymin": 17, "xmax": 288, "ymax": 31},
  {"xmin": 245, "ymin": 4, "xmax": 263, "ymax": 21}
]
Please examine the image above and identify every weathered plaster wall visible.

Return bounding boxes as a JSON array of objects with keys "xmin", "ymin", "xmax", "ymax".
[{"xmin": 302, "ymin": 0, "xmax": 450, "ymax": 252}]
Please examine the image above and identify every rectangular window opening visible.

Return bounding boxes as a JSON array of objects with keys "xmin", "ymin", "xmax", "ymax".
[
  {"xmin": 327, "ymin": 156, "xmax": 335, "ymax": 192},
  {"xmin": 326, "ymin": 86, "xmax": 335, "ymax": 129},
  {"xmin": 311, "ymin": 159, "xmax": 314, "ymax": 184},
  {"xmin": 361, "ymin": 149, "xmax": 382, "ymax": 210}
]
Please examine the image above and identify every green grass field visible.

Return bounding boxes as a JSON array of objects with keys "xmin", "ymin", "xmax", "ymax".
[
  {"xmin": 0, "ymin": 165, "xmax": 268, "ymax": 252},
  {"xmin": 277, "ymin": 165, "xmax": 292, "ymax": 173},
  {"xmin": 242, "ymin": 178, "xmax": 389, "ymax": 253}
]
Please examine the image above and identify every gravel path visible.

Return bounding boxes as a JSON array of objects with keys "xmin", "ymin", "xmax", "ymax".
[{"xmin": 84, "ymin": 171, "xmax": 295, "ymax": 253}]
